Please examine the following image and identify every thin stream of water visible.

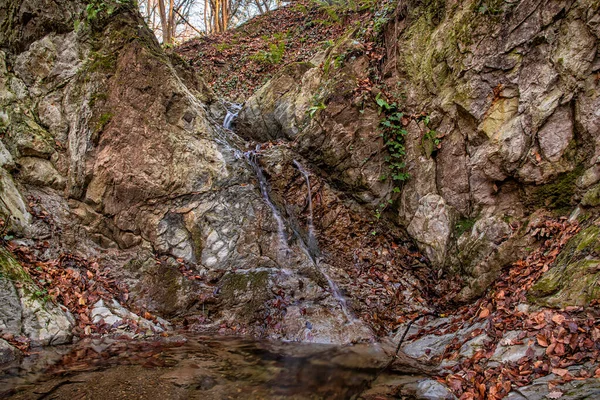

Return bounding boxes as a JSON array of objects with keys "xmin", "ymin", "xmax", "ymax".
[
  {"xmin": 223, "ymin": 103, "xmax": 241, "ymax": 130},
  {"xmin": 223, "ymin": 105, "xmax": 355, "ymax": 323},
  {"xmin": 292, "ymin": 160, "xmax": 355, "ymax": 323},
  {"xmin": 244, "ymin": 147, "xmax": 290, "ymax": 256}
]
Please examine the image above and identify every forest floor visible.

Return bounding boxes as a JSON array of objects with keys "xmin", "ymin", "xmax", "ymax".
[{"xmin": 175, "ymin": 0, "xmax": 380, "ymax": 101}]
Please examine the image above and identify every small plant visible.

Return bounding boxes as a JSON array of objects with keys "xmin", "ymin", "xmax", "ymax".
[
  {"xmin": 374, "ymin": 200, "xmax": 393, "ymax": 220},
  {"xmin": 334, "ymin": 52, "xmax": 346, "ymax": 69},
  {"xmin": 95, "ymin": 112, "xmax": 113, "ymax": 132},
  {"xmin": 85, "ymin": 0, "xmax": 131, "ymax": 22},
  {"xmin": 420, "ymin": 115, "xmax": 444, "ymax": 157},
  {"xmin": 455, "ymin": 218, "xmax": 476, "ymax": 237},
  {"xmin": 376, "ymin": 93, "xmax": 410, "ymax": 190},
  {"xmin": 307, "ymin": 100, "xmax": 326, "ymax": 118},
  {"xmin": 321, "ymin": 39, "xmax": 335, "ymax": 49},
  {"xmin": 32, "ymin": 288, "xmax": 51, "ymax": 304},
  {"xmin": 215, "ymin": 43, "xmax": 232, "ymax": 52},
  {"xmin": 250, "ymin": 41, "xmax": 285, "ymax": 65}
]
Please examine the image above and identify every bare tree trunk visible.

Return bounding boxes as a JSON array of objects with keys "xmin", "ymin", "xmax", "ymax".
[
  {"xmin": 204, "ymin": 0, "xmax": 208, "ymax": 33},
  {"xmin": 157, "ymin": 0, "xmax": 169, "ymax": 43},
  {"xmin": 168, "ymin": 0, "xmax": 175, "ymax": 43},
  {"xmin": 254, "ymin": 0, "xmax": 264, "ymax": 14}
]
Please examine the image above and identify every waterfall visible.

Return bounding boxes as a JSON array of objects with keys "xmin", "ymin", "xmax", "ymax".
[
  {"xmin": 223, "ymin": 109, "xmax": 356, "ymax": 323},
  {"xmin": 244, "ymin": 147, "xmax": 290, "ymax": 257},
  {"xmin": 292, "ymin": 160, "xmax": 355, "ymax": 323},
  {"xmin": 292, "ymin": 160, "xmax": 319, "ymax": 257},
  {"xmin": 223, "ymin": 103, "xmax": 241, "ymax": 130}
]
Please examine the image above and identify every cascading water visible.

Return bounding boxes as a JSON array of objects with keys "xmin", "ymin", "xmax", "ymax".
[
  {"xmin": 292, "ymin": 160, "xmax": 354, "ymax": 323},
  {"xmin": 223, "ymin": 103, "xmax": 242, "ymax": 130},
  {"xmin": 244, "ymin": 146, "xmax": 290, "ymax": 259},
  {"xmin": 292, "ymin": 160, "xmax": 319, "ymax": 257},
  {"xmin": 223, "ymin": 108, "xmax": 356, "ymax": 323}
]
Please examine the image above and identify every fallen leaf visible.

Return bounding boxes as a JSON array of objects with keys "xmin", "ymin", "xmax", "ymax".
[
  {"xmin": 546, "ymin": 390, "xmax": 563, "ymax": 399},
  {"xmin": 552, "ymin": 368, "xmax": 569, "ymax": 377}
]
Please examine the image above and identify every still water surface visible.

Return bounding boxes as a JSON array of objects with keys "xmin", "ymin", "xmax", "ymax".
[{"xmin": 1, "ymin": 335, "xmax": 417, "ymax": 399}]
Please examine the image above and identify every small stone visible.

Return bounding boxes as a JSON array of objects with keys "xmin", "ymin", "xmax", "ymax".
[{"xmin": 416, "ymin": 379, "xmax": 457, "ymax": 400}]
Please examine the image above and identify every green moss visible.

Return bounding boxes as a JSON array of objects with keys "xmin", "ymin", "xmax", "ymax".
[
  {"xmin": 88, "ymin": 51, "xmax": 117, "ymax": 74},
  {"xmin": 0, "ymin": 246, "xmax": 32, "ymax": 283},
  {"xmin": 95, "ymin": 112, "xmax": 113, "ymax": 132},
  {"xmin": 524, "ymin": 166, "xmax": 584, "ymax": 212},
  {"xmin": 220, "ymin": 271, "xmax": 270, "ymax": 318},
  {"xmin": 529, "ymin": 224, "xmax": 600, "ymax": 307},
  {"xmin": 529, "ymin": 259, "xmax": 600, "ymax": 307},
  {"xmin": 89, "ymin": 92, "xmax": 108, "ymax": 108},
  {"xmin": 455, "ymin": 217, "xmax": 476, "ymax": 237},
  {"xmin": 581, "ymin": 183, "xmax": 600, "ymax": 207}
]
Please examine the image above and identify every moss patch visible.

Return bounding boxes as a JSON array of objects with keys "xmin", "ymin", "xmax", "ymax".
[
  {"xmin": 0, "ymin": 246, "xmax": 32, "ymax": 283},
  {"xmin": 455, "ymin": 217, "xmax": 476, "ymax": 237},
  {"xmin": 219, "ymin": 271, "xmax": 270, "ymax": 320},
  {"xmin": 524, "ymin": 166, "xmax": 584, "ymax": 212},
  {"xmin": 529, "ymin": 224, "xmax": 600, "ymax": 307}
]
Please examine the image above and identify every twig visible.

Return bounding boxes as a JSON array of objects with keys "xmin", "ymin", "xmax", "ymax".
[
  {"xmin": 174, "ymin": 9, "xmax": 204, "ymax": 38},
  {"xmin": 35, "ymin": 379, "xmax": 86, "ymax": 399}
]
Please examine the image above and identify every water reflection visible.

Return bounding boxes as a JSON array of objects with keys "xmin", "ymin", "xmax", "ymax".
[{"xmin": 1, "ymin": 335, "xmax": 405, "ymax": 399}]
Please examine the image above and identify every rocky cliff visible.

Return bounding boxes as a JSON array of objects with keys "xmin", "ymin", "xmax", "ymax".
[
  {"xmin": 0, "ymin": 0, "xmax": 394, "ymax": 353},
  {"xmin": 1, "ymin": 0, "xmax": 600, "ymax": 396},
  {"xmin": 236, "ymin": 0, "xmax": 600, "ymax": 304}
]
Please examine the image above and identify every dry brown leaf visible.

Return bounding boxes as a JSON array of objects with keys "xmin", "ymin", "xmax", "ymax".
[
  {"xmin": 547, "ymin": 390, "xmax": 564, "ymax": 399},
  {"xmin": 552, "ymin": 368, "xmax": 569, "ymax": 377},
  {"xmin": 536, "ymin": 334, "xmax": 549, "ymax": 347}
]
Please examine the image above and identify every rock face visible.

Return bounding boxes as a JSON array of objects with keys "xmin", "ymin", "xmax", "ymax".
[
  {"xmin": 0, "ymin": 248, "xmax": 74, "ymax": 346},
  {"xmin": 236, "ymin": 0, "xmax": 600, "ymax": 301},
  {"xmin": 0, "ymin": 0, "xmax": 381, "ymax": 348}
]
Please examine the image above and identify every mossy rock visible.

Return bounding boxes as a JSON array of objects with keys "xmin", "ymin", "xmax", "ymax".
[
  {"xmin": 529, "ymin": 225, "xmax": 600, "ymax": 307},
  {"xmin": 524, "ymin": 166, "xmax": 584, "ymax": 212},
  {"xmin": 581, "ymin": 183, "xmax": 600, "ymax": 207},
  {"xmin": 219, "ymin": 271, "xmax": 270, "ymax": 321},
  {"xmin": 0, "ymin": 246, "xmax": 32, "ymax": 283}
]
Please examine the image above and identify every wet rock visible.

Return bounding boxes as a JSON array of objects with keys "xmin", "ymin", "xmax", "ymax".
[
  {"xmin": 416, "ymin": 379, "xmax": 457, "ymax": 400},
  {"xmin": 91, "ymin": 299, "xmax": 168, "ymax": 333},
  {"xmin": 0, "ymin": 338, "xmax": 20, "ymax": 364}
]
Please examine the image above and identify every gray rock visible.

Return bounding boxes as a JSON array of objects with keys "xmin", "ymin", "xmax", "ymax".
[
  {"xmin": 507, "ymin": 375, "xmax": 600, "ymax": 400},
  {"xmin": 553, "ymin": 19, "xmax": 596, "ymax": 78},
  {"xmin": 91, "ymin": 299, "xmax": 168, "ymax": 334},
  {"xmin": 407, "ymin": 194, "xmax": 455, "ymax": 268},
  {"xmin": 0, "ymin": 338, "xmax": 19, "ymax": 365},
  {"xmin": 538, "ymin": 106, "xmax": 573, "ymax": 162},
  {"xmin": 16, "ymin": 157, "xmax": 66, "ymax": 190},
  {"xmin": 0, "ymin": 277, "xmax": 23, "ymax": 335},
  {"xmin": 416, "ymin": 379, "xmax": 457, "ymax": 400},
  {"xmin": 19, "ymin": 288, "xmax": 74, "ymax": 346},
  {"xmin": 490, "ymin": 330, "xmax": 545, "ymax": 365}
]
